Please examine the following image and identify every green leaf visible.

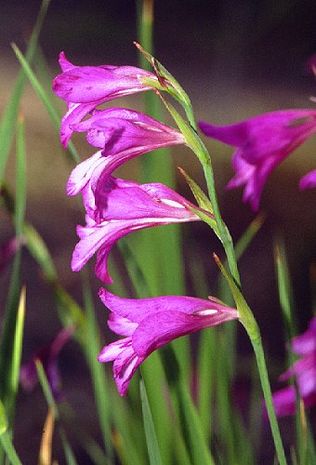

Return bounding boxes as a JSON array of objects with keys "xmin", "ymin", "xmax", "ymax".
[
  {"xmin": 178, "ymin": 166, "xmax": 213, "ymax": 213},
  {"xmin": 11, "ymin": 44, "xmax": 79, "ymax": 164},
  {"xmin": 0, "ymin": 0, "xmax": 50, "ymax": 182},
  {"xmin": 36, "ymin": 360, "xmax": 59, "ymax": 419},
  {"xmin": 9, "ymin": 287, "xmax": 26, "ymax": 413},
  {"xmin": 0, "ymin": 401, "xmax": 8, "ymax": 435},
  {"xmin": 0, "ymin": 433, "xmax": 23, "ymax": 465},
  {"xmin": 23, "ymin": 223, "xmax": 58, "ymax": 282},
  {"xmin": 82, "ymin": 273, "xmax": 114, "ymax": 461},
  {"xmin": 214, "ymin": 254, "xmax": 260, "ymax": 342},
  {"xmin": 140, "ymin": 379, "xmax": 163, "ymax": 465},
  {"xmin": 176, "ymin": 382, "xmax": 215, "ymax": 465},
  {"xmin": 0, "ymin": 117, "xmax": 27, "ymax": 417},
  {"xmin": 15, "ymin": 116, "xmax": 26, "ymax": 237},
  {"xmin": 134, "ymin": 42, "xmax": 196, "ymax": 128}
]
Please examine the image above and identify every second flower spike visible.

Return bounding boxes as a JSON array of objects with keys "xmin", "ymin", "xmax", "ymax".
[{"xmin": 199, "ymin": 110, "xmax": 316, "ymax": 210}]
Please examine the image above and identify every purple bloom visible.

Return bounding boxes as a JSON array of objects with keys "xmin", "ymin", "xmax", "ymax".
[
  {"xmin": 20, "ymin": 327, "xmax": 73, "ymax": 401},
  {"xmin": 272, "ymin": 317, "xmax": 316, "ymax": 416},
  {"xmin": 0, "ymin": 236, "xmax": 24, "ymax": 272},
  {"xmin": 299, "ymin": 169, "xmax": 316, "ymax": 189},
  {"xmin": 52, "ymin": 52, "xmax": 158, "ymax": 146},
  {"xmin": 199, "ymin": 110, "xmax": 316, "ymax": 210},
  {"xmin": 66, "ymin": 108, "xmax": 184, "ymax": 198},
  {"xmin": 71, "ymin": 176, "xmax": 201, "ymax": 283},
  {"xmin": 98, "ymin": 289, "xmax": 239, "ymax": 395}
]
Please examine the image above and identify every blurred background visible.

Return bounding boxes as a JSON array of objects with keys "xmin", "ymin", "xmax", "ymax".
[{"xmin": 1, "ymin": 0, "xmax": 316, "ymax": 462}]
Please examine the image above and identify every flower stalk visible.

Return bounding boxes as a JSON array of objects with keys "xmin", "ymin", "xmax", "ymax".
[{"xmin": 167, "ymin": 88, "xmax": 288, "ymax": 464}]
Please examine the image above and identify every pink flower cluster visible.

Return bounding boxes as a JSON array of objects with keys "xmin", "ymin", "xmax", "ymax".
[
  {"xmin": 53, "ymin": 53, "xmax": 238, "ymax": 395},
  {"xmin": 199, "ymin": 110, "xmax": 316, "ymax": 211},
  {"xmin": 272, "ymin": 316, "xmax": 316, "ymax": 416}
]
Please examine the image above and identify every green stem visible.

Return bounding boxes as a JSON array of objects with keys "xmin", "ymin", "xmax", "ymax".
[
  {"xmin": 189, "ymin": 112, "xmax": 288, "ymax": 465},
  {"xmin": 202, "ymin": 157, "xmax": 240, "ymax": 284},
  {"xmin": 252, "ymin": 338, "xmax": 288, "ymax": 465}
]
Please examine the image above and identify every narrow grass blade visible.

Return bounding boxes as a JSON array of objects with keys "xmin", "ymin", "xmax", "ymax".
[
  {"xmin": 111, "ymin": 394, "xmax": 147, "ymax": 465},
  {"xmin": 139, "ymin": 353, "xmax": 172, "ymax": 465},
  {"xmin": 176, "ymin": 382, "xmax": 215, "ymax": 465},
  {"xmin": 0, "ymin": 0, "xmax": 50, "ymax": 181},
  {"xmin": 81, "ymin": 273, "xmax": 114, "ymax": 461},
  {"xmin": 15, "ymin": 116, "xmax": 26, "ymax": 236},
  {"xmin": 197, "ymin": 328, "xmax": 216, "ymax": 440},
  {"xmin": 24, "ymin": 224, "xmax": 58, "ymax": 282},
  {"xmin": 139, "ymin": 378, "xmax": 163, "ymax": 465},
  {"xmin": 0, "ymin": 118, "xmax": 27, "ymax": 416},
  {"xmin": 36, "ymin": 360, "xmax": 58, "ymax": 419},
  {"xmin": 36, "ymin": 361, "xmax": 79, "ymax": 465},
  {"xmin": 136, "ymin": 0, "xmax": 189, "ymax": 381},
  {"xmin": 38, "ymin": 409, "xmax": 55, "ymax": 465},
  {"xmin": 273, "ymin": 238, "xmax": 297, "ymax": 341},
  {"xmin": 9, "ymin": 287, "xmax": 26, "ymax": 415},
  {"xmin": 0, "ymin": 432, "xmax": 23, "ymax": 465},
  {"xmin": 118, "ymin": 240, "xmax": 173, "ymax": 465},
  {"xmin": 11, "ymin": 44, "xmax": 79, "ymax": 163}
]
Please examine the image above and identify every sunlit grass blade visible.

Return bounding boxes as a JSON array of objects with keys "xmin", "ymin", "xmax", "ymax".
[
  {"xmin": 0, "ymin": 433, "xmax": 23, "ymax": 465},
  {"xmin": 81, "ymin": 272, "xmax": 114, "ymax": 462},
  {"xmin": 11, "ymin": 43, "xmax": 79, "ymax": 163},
  {"xmin": 36, "ymin": 361, "xmax": 79, "ymax": 465},
  {"xmin": 0, "ymin": 0, "xmax": 50, "ymax": 181},
  {"xmin": 0, "ymin": 117, "xmax": 27, "ymax": 420},
  {"xmin": 8, "ymin": 287, "xmax": 26, "ymax": 416},
  {"xmin": 39, "ymin": 409, "xmax": 55, "ymax": 465},
  {"xmin": 0, "ymin": 400, "xmax": 22, "ymax": 465},
  {"xmin": 139, "ymin": 378, "xmax": 163, "ymax": 465}
]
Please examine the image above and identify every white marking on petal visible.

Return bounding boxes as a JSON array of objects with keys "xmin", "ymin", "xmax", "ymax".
[
  {"xmin": 159, "ymin": 198, "xmax": 186, "ymax": 209},
  {"xmin": 194, "ymin": 309, "xmax": 218, "ymax": 316}
]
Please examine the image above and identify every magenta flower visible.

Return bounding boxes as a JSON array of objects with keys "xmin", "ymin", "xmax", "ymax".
[
  {"xmin": 199, "ymin": 110, "xmax": 316, "ymax": 210},
  {"xmin": 272, "ymin": 317, "xmax": 316, "ymax": 416},
  {"xmin": 299, "ymin": 169, "xmax": 316, "ymax": 189},
  {"xmin": 98, "ymin": 289, "xmax": 238, "ymax": 395},
  {"xmin": 20, "ymin": 327, "xmax": 74, "ymax": 401},
  {"xmin": 66, "ymin": 108, "xmax": 184, "ymax": 198},
  {"xmin": 0, "ymin": 237, "xmax": 24, "ymax": 272},
  {"xmin": 71, "ymin": 176, "xmax": 201, "ymax": 283},
  {"xmin": 52, "ymin": 52, "xmax": 158, "ymax": 146}
]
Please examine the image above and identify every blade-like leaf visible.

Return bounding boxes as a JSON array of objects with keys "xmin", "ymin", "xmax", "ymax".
[
  {"xmin": 140, "ymin": 378, "xmax": 163, "ymax": 465},
  {"xmin": 0, "ymin": 0, "xmax": 50, "ymax": 181},
  {"xmin": 12, "ymin": 44, "xmax": 79, "ymax": 163}
]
